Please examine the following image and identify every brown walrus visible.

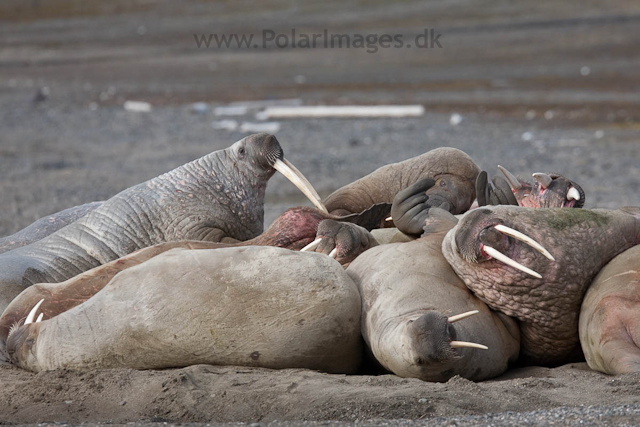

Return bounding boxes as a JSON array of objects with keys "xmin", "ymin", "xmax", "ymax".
[
  {"xmin": 6, "ymin": 246, "xmax": 362, "ymax": 373},
  {"xmin": 347, "ymin": 209, "xmax": 520, "ymax": 382},
  {"xmin": 0, "ymin": 205, "xmax": 388, "ymax": 349}
]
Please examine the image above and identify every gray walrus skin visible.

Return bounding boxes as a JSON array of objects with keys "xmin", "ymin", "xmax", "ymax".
[
  {"xmin": 6, "ymin": 246, "xmax": 362, "ymax": 373},
  {"xmin": 0, "ymin": 133, "xmax": 326, "ymax": 314},
  {"xmin": 0, "ymin": 204, "xmax": 387, "ymax": 347},
  {"xmin": 323, "ymin": 147, "xmax": 481, "ymax": 221},
  {"xmin": 579, "ymin": 243, "xmax": 640, "ymax": 375},
  {"xmin": 0, "ymin": 202, "xmax": 104, "ymax": 254},
  {"xmin": 442, "ymin": 206, "xmax": 640, "ymax": 366},
  {"xmin": 347, "ymin": 210, "xmax": 520, "ymax": 382}
]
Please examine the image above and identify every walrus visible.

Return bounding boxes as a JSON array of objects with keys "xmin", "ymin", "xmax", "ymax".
[
  {"xmin": 0, "ymin": 133, "xmax": 326, "ymax": 314},
  {"xmin": 476, "ymin": 166, "xmax": 584, "ymax": 208},
  {"xmin": 442, "ymin": 206, "xmax": 640, "ymax": 365},
  {"xmin": 6, "ymin": 246, "xmax": 362, "ymax": 373},
  {"xmin": 0, "ymin": 204, "xmax": 388, "ymax": 347},
  {"xmin": 0, "ymin": 202, "xmax": 104, "ymax": 254},
  {"xmin": 323, "ymin": 147, "xmax": 481, "ymax": 224},
  {"xmin": 579, "ymin": 243, "xmax": 640, "ymax": 374},
  {"xmin": 346, "ymin": 209, "xmax": 520, "ymax": 382}
]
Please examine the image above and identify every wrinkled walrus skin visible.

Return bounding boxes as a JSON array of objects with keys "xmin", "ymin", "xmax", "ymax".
[
  {"xmin": 0, "ymin": 201, "xmax": 103, "ymax": 254},
  {"xmin": 443, "ymin": 206, "xmax": 640, "ymax": 366},
  {"xmin": 7, "ymin": 246, "xmax": 362, "ymax": 373},
  {"xmin": 346, "ymin": 213, "xmax": 520, "ymax": 382},
  {"xmin": 0, "ymin": 133, "xmax": 321, "ymax": 314},
  {"xmin": 0, "ymin": 205, "xmax": 387, "ymax": 347},
  {"xmin": 323, "ymin": 147, "xmax": 480, "ymax": 217},
  {"xmin": 580, "ymin": 244, "xmax": 640, "ymax": 375}
]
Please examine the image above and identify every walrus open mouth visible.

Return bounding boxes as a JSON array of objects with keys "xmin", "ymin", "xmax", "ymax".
[
  {"xmin": 498, "ymin": 165, "xmax": 585, "ymax": 209},
  {"xmin": 273, "ymin": 158, "xmax": 328, "ymax": 214}
]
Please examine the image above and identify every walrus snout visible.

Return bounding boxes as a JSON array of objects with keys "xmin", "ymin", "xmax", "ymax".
[
  {"xmin": 408, "ymin": 312, "xmax": 457, "ymax": 364},
  {"xmin": 6, "ymin": 323, "xmax": 38, "ymax": 367}
]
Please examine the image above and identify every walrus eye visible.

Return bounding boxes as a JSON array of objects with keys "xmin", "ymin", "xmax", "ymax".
[{"xmin": 238, "ymin": 147, "xmax": 246, "ymax": 158}]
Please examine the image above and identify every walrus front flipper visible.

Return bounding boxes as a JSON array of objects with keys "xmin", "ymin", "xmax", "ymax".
[
  {"xmin": 335, "ymin": 203, "xmax": 392, "ymax": 231},
  {"xmin": 0, "ymin": 201, "xmax": 104, "ymax": 254}
]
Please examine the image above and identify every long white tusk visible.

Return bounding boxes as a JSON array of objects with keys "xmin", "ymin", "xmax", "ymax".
[
  {"xmin": 497, "ymin": 165, "xmax": 522, "ymax": 191},
  {"xmin": 450, "ymin": 341, "xmax": 488, "ymax": 350},
  {"xmin": 448, "ymin": 310, "xmax": 479, "ymax": 323},
  {"xmin": 282, "ymin": 158, "xmax": 326, "ymax": 209},
  {"xmin": 567, "ymin": 187, "xmax": 580, "ymax": 201},
  {"xmin": 329, "ymin": 248, "xmax": 338, "ymax": 259},
  {"xmin": 494, "ymin": 224, "xmax": 555, "ymax": 261},
  {"xmin": 36, "ymin": 313, "xmax": 44, "ymax": 323},
  {"xmin": 25, "ymin": 299, "xmax": 45, "ymax": 325},
  {"xmin": 300, "ymin": 238, "xmax": 322, "ymax": 252},
  {"xmin": 483, "ymin": 245, "xmax": 542, "ymax": 279},
  {"xmin": 273, "ymin": 158, "xmax": 328, "ymax": 213}
]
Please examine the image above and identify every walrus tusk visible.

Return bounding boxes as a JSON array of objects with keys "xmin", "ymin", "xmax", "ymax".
[
  {"xmin": 567, "ymin": 187, "xmax": 581, "ymax": 201},
  {"xmin": 532, "ymin": 172, "xmax": 552, "ymax": 189},
  {"xmin": 482, "ymin": 245, "xmax": 542, "ymax": 279},
  {"xmin": 385, "ymin": 216, "xmax": 393, "ymax": 222},
  {"xmin": 448, "ymin": 310, "xmax": 479, "ymax": 323},
  {"xmin": 273, "ymin": 159, "xmax": 328, "ymax": 213},
  {"xmin": 493, "ymin": 224, "xmax": 555, "ymax": 261},
  {"xmin": 24, "ymin": 299, "xmax": 45, "ymax": 325},
  {"xmin": 36, "ymin": 313, "xmax": 44, "ymax": 323},
  {"xmin": 497, "ymin": 165, "xmax": 521, "ymax": 191},
  {"xmin": 300, "ymin": 238, "xmax": 322, "ymax": 252},
  {"xmin": 450, "ymin": 341, "xmax": 489, "ymax": 350},
  {"xmin": 329, "ymin": 248, "xmax": 338, "ymax": 259}
]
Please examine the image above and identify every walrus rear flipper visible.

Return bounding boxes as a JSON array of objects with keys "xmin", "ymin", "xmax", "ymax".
[{"xmin": 335, "ymin": 203, "xmax": 392, "ymax": 231}]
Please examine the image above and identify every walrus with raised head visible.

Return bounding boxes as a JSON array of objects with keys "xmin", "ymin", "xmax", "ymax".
[
  {"xmin": 0, "ymin": 133, "xmax": 326, "ymax": 314},
  {"xmin": 6, "ymin": 246, "xmax": 362, "ymax": 373}
]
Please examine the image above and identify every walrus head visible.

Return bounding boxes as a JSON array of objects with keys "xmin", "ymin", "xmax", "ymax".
[
  {"xmin": 6, "ymin": 298, "xmax": 44, "ymax": 371},
  {"xmin": 497, "ymin": 166, "xmax": 585, "ymax": 208},
  {"xmin": 237, "ymin": 133, "xmax": 326, "ymax": 213},
  {"xmin": 442, "ymin": 206, "xmax": 640, "ymax": 365}
]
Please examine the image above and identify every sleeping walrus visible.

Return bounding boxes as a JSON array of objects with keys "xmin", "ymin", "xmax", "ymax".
[
  {"xmin": 6, "ymin": 246, "xmax": 362, "ymax": 373},
  {"xmin": 347, "ymin": 209, "xmax": 520, "ymax": 382}
]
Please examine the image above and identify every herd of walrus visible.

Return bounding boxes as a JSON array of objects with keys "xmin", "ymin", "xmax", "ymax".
[{"xmin": 0, "ymin": 133, "xmax": 638, "ymax": 381}]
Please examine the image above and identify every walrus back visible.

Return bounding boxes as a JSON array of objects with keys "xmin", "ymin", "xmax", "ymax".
[{"xmin": 9, "ymin": 246, "xmax": 363, "ymax": 373}]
